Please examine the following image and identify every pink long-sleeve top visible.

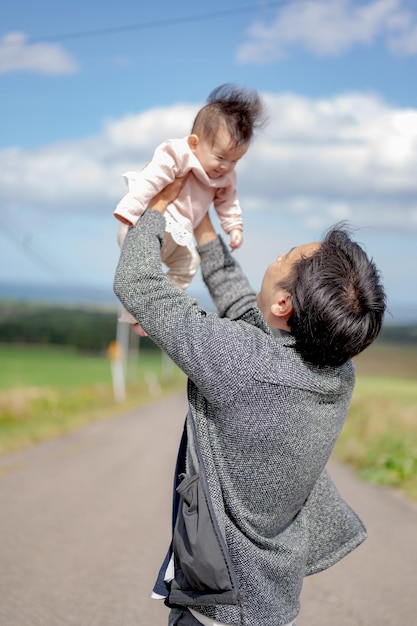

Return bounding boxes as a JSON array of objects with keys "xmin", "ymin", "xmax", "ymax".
[{"xmin": 114, "ymin": 137, "xmax": 243, "ymax": 236}]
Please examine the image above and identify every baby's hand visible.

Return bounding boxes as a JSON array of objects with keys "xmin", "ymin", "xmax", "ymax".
[{"xmin": 229, "ymin": 229, "xmax": 243, "ymax": 251}]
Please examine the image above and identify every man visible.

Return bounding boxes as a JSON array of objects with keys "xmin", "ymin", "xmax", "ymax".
[{"xmin": 113, "ymin": 179, "xmax": 386, "ymax": 626}]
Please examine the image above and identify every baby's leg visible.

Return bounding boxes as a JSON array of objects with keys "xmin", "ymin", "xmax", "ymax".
[{"xmin": 161, "ymin": 233, "xmax": 200, "ymax": 291}]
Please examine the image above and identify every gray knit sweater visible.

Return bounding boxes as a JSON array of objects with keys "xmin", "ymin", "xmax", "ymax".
[{"xmin": 113, "ymin": 210, "xmax": 367, "ymax": 626}]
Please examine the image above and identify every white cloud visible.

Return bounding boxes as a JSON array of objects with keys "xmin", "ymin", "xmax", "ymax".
[
  {"xmin": 0, "ymin": 31, "xmax": 79, "ymax": 75},
  {"xmin": 388, "ymin": 20, "xmax": 417, "ymax": 54},
  {"xmin": 0, "ymin": 92, "xmax": 416, "ymax": 238},
  {"xmin": 0, "ymin": 103, "xmax": 199, "ymax": 228},
  {"xmin": 236, "ymin": 0, "xmax": 417, "ymax": 63}
]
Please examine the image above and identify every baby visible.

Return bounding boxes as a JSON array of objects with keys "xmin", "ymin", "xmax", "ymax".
[{"xmin": 114, "ymin": 83, "xmax": 266, "ymax": 334}]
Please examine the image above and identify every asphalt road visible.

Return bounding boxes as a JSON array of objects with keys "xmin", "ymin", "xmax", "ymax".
[{"xmin": 1, "ymin": 392, "xmax": 416, "ymax": 626}]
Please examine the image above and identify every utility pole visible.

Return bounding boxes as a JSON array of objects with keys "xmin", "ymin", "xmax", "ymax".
[{"xmin": 108, "ymin": 308, "xmax": 129, "ymax": 403}]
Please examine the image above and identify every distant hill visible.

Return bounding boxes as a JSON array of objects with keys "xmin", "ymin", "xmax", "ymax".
[
  {"xmin": 0, "ymin": 295, "xmax": 416, "ymax": 351},
  {"xmin": 0, "ymin": 281, "xmax": 216, "ymax": 313},
  {"xmin": 0, "ymin": 281, "xmax": 416, "ymax": 324},
  {"xmin": 0, "ymin": 281, "xmax": 118, "ymax": 309}
]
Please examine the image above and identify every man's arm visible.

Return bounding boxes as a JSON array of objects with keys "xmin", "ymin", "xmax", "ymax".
[
  {"xmin": 113, "ymin": 208, "xmax": 257, "ymax": 404},
  {"xmin": 195, "ymin": 214, "xmax": 256, "ymax": 319}
]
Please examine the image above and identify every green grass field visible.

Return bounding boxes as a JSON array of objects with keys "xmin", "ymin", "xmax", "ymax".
[
  {"xmin": 0, "ymin": 343, "xmax": 185, "ymax": 456},
  {"xmin": 0, "ymin": 344, "xmax": 113, "ymax": 389},
  {"xmin": 334, "ymin": 342, "xmax": 417, "ymax": 500},
  {"xmin": 1, "ymin": 340, "xmax": 416, "ymax": 500}
]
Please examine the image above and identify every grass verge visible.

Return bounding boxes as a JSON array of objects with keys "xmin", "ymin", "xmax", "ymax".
[
  {"xmin": 0, "ymin": 379, "xmax": 185, "ymax": 457},
  {"xmin": 334, "ymin": 374, "xmax": 417, "ymax": 501},
  {"xmin": 0, "ymin": 345, "xmax": 185, "ymax": 456}
]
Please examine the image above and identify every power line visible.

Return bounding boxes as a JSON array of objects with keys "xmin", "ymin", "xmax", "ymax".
[
  {"xmin": 0, "ymin": 218, "xmax": 63, "ymax": 282},
  {"xmin": 26, "ymin": 1, "xmax": 289, "ymax": 44}
]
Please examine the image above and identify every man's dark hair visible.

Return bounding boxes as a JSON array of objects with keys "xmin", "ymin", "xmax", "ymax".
[
  {"xmin": 191, "ymin": 83, "xmax": 267, "ymax": 147},
  {"xmin": 281, "ymin": 224, "xmax": 386, "ymax": 368}
]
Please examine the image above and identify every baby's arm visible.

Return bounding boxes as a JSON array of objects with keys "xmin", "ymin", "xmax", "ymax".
[
  {"xmin": 213, "ymin": 176, "xmax": 244, "ymax": 251},
  {"xmin": 114, "ymin": 139, "xmax": 185, "ymax": 226}
]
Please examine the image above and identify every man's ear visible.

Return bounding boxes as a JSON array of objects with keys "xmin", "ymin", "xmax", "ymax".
[
  {"xmin": 188, "ymin": 134, "xmax": 199, "ymax": 151},
  {"xmin": 271, "ymin": 291, "xmax": 293, "ymax": 320}
]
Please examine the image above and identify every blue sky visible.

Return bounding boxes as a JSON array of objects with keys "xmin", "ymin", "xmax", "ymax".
[{"xmin": 1, "ymin": 0, "xmax": 417, "ymax": 321}]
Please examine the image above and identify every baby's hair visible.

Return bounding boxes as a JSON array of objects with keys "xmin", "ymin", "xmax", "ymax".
[{"xmin": 191, "ymin": 83, "xmax": 267, "ymax": 147}]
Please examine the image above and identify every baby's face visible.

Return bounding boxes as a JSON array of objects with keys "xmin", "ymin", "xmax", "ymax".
[{"xmin": 190, "ymin": 127, "xmax": 249, "ymax": 179}]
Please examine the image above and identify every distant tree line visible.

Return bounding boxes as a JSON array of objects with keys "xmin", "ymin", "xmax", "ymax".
[
  {"xmin": 0, "ymin": 302, "xmax": 159, "ymax": 352},
  {"xmin": 0, "ymin": 301, "xmax": 416, "ymax": 352},
  {"xmin": 379, "ymin": 324, "xmax": 417, "ymax": 345}
]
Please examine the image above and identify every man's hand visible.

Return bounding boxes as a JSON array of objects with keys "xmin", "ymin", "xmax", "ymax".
[{"xmin": 148, "ymin": 176, "xmax": 188, "ymax": 213}]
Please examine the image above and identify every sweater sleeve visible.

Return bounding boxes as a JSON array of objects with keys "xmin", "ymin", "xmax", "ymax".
[
  {"xmin": 113, "ymin": 209, "xmax": 256, "ymax": 404},
  {"xmin": 198, "ymin": 236, "xmax": 256, "ymax": 318}
]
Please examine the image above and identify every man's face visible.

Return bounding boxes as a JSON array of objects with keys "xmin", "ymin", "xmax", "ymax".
[
  {"xmin": 190, "ymin": 127, "xmax": 249, "ymax": 179},
  {"xmin": 257, "ymin": 242, "xmax": 321, "ymax": 326}
]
